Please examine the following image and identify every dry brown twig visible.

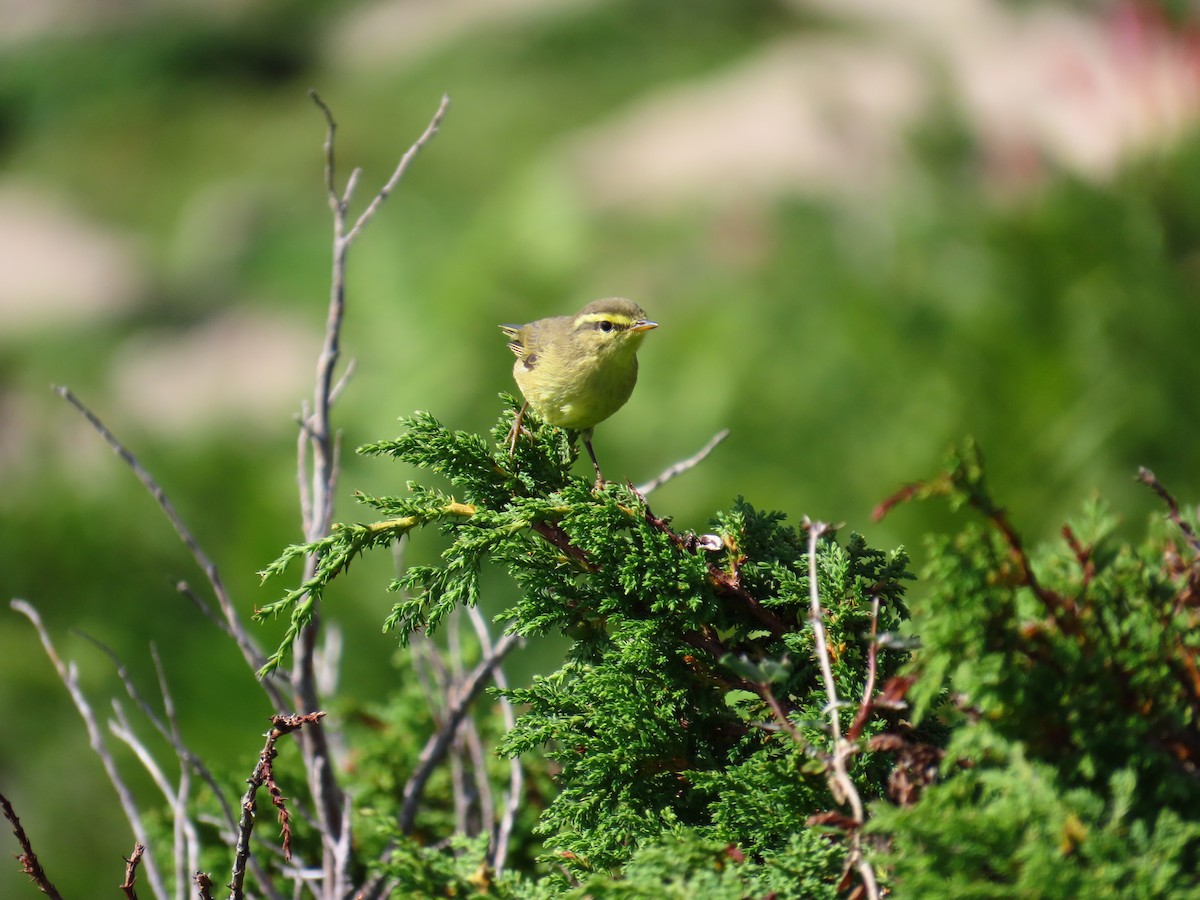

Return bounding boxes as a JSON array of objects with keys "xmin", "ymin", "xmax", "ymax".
[
  {"xmin": 846, "ymin": 594, "xmax": 883, "ymax": 743},
  {"xmin": 119, "ymin": 843, "xmax": 145, "ymax": 900},
  {"xmin": 1139, "ymin": 466, "xmax": 1200, "ymax": 555},
  {"xmin": 194, "ymin": 870, "xmax": 215, "ymax": 900},
  {"xmin": 1, "ymin": 791, "xmax": 63, "ymax": 900},
  {"xmin": 226, "ymin": 712, "xmax": 327, "ymax": 900}
]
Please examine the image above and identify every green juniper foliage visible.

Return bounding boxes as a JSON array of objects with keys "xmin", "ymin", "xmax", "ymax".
[
  {"xmin": 260, "ymin": 415, "xmax": 1200, "ymax": 896},
  {"xmin": 261, "ymin": 398, "xmax": 913, "ymax": 895},
  {"xmin": 872, "ymin": 441, "xmax": 1200, "ymax": 898}
]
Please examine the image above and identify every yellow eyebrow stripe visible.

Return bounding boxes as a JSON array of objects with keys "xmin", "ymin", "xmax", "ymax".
[{"xmin": 574, "ymin": 313, "xmax": 637, "ymax": 328}]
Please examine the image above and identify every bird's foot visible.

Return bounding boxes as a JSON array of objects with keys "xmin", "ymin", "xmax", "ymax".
[{"xmin": 506, "ymin": 402, "xmax": 530, "ymax": 458}]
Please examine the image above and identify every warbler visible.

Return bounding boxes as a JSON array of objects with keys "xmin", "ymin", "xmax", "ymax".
[{"xmin": 501, "ymin": 297, "xmax": 658, "ymax": 483}]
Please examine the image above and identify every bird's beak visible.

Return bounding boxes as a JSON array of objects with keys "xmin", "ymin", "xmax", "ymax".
[{"xmin": 632, "ymin": 320, "xmax": 658, "ymax": 333}]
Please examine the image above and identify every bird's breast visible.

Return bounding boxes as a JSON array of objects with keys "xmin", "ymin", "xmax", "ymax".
[{"xmin": 514, "ymin": 347, "xmax": 638, "ymax": 431}]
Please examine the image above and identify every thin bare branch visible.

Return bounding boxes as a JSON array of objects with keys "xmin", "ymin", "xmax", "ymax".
[
  {"xmin": 1139, "ymin": 466, "xmax": 1200, "ymax": 554},
  {"xmin": 802, "ymin": 521, "xmax": 879, "ymax": 900},
  {"xmin": 412, "ymin": 631, "xmax": 449, "ymax": 717},
  {"xmin": 464, "ymin": 604, "xmax": 522, "ymax": 871},
  {"xmin": 110, "ymin": 701, "xmax": 175, "ymax": 802},
  {"xmin": 805, "ymin": 522, "xmax": 846, "ymax": 745},
  {"xmin": 296, "ymin": 402, "xmax": 314, "ymax": 528},
  {"xmin": 309, "ymin": 89, "xmax": 339, "ymax": 208},
  {"xmin": 761, "ymin": 678, "xmax": 805, "ymax": 745},
  {"xmin": 1, "ymin": 791, "xmax": 63, "ymax": 900},
  {"xmin": 174, "ymin": 758, "xmax": 196, "ymax": 900},
  {"xmin": 104, "ymin": 702, "xmax": 199, "ymax": 899},
  {"xmin": 344, "ymin": 94, "xmax": 450, "ymax": 244},
  {"xmin": 846, "ymin": 595, "xmax": 882, "ymax": 743},
  {"xmin": 636, "ymin": 428, "xmax": 729, "ymax": 495},
  {"xmin": 342, "ymin": 167, "xmax": 363, "ymax": 209},
  {"xmin": 63, "ymin": 632, "xmax": 285, "ymax": 899},
  {"xmin": 447, "ymin": 613, "xmax": 473, "ymax": 835},
  {"xmin": 400, "ymin": 631, "xmax": 522, "ymax": 835},
  {"xmin": 176, "ymin": 580, "xmax": 234, "ymax": 640},
  {"xmin": 52, "ymin": 385, "xmax": 290, "ymax": 711},
  {"xmin": 292, "ymin": 92, "xmax": 450, "ymax": 896},
  {"xmin": 330, "ymin": 791, "xmax": 354, "ymax": 900},
  {"xmin": 328, "ymin": 357, "xmax": 357, "ymax": 406},
  {"xmin": 465, "ymin": 717, "xmax": 492, "ymax": 833},
  {"xmin": 313, "ymin": 622, "xmax": 344, "ymax": 707},
  {"xmin": 11, "ymin": 600, "xmax": 169, "ymax": 900}
]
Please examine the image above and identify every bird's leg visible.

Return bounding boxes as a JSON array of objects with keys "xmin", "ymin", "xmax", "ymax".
[
  {"xmin": 507, "ymin": 401, "xmax": 529, "ymax": 457},
  {"xmin": 582, "ymin": 428, "xmax": 605, "ymax": 488}
]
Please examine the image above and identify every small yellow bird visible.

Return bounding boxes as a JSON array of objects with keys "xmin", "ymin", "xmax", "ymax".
[{"xmin": 501, "ymin": 297, "xmax": 658, "ymax": 483}]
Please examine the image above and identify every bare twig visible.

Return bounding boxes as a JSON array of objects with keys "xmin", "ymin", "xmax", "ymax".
[
  {"xmin": 451, "ymin": 727, "xmax": 471, "ymax": 835},
  {"xmin": 1139, "ymin": 466, "xmax": 1200, "ymax": 555},
  {"xmin": 194, "ymin": 870, "xmax": 215, "ymax": 900},
  {"xmin": 411, "ymin": 632, "xmax": 450, "ymax": 728},
  {"xmin": 1061, "ymin": 524, "xmax": 1097, "ymax": 592},
  {"xmin": 465, "ymin": 604, "xmax": 523, "ymax": 872},
  {"xmin": 399, "ymin": 631, "xmax": 521, "ymax": 835},
  {"xmin": 110, "ymin": 700, "xmax": 175, "ymax": 805},
  {"xmin": 176, "ymin": 580, "xmax": 234, "ymax": 640},
  {"xmin": 761, "ymin": 678, "xmax": 805, "ymax": 745},
  {"xmin": 105, "ymin": 705, "xmax": 206, "ymax": 900},
  {"xmin": 464, "ymin": 717, "xmax": 491, "ymax": 834},
  {"xmin": 310, "ymin": 90, "xmax": 338, "ymax": 199},
  {"xmin": 802, "ymin": 520, "xmax": 879, "ymax": 900},
  {"xmin": 330, "ymin": 791, "xmax": 354, "ymax": 900},
  {"xmin": 292, "ymin": 94, "xmax": 450, "ymax": 896},
  {"xmin": 342, "ymin": 94, "xmax": 450, "ymax": 243},
  {"xmin": 635, "ymin": 428, "xmax": 729, "ymax": 495},
  {"xmin": 1, "ymin": 791, "xmax": 63, "ymax": 900},
  {"xmin": 11, "ymin": 600, "xmax": 169, "ymax": 900},
  {"xmin": 329, "ymin": 357, "xmax": 357, "ymax": 406},
  {"xmin": 152, "ymin": 645, "xmax": 200, "ymax": 898},
  {"xmin": 846, "ymin": 594, "xmax": 882, "ymax": 743},
  {"xmin": 296, "ymin": 400, "xmax": 314, "ymax": 527},
  {"xmin": 230, "ymin": 713, "xmax": 326, "ymax": 900},
  {"xmin": 446, "ymin": 614, "xmax": 477, "ymax": 836},
  {"xmin": 52, "ymin": 385, "xmax": 290, "ymax": 711},
  {"xmin": 73, "ymin": 634, "xmax": 284, "ymax": 897},
  {"xmin": 120, "ymin": 843, "xmax": 145, "ymax": 900}
]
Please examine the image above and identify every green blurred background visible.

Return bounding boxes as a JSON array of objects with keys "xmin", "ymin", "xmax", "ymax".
[{"xmin": 3, "ymin": 0, "xmax": 1200, "ymax": 893}]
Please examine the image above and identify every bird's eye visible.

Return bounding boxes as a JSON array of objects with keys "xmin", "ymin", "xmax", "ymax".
[{"xmin": 598, "ymin": 320, "xmax": 615, "ymax": 333}]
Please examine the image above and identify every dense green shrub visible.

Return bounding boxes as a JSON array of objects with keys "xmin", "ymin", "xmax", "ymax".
[
  {"xmin": 262, "ymin": 399, "xmax": 914, "ymax": 895},
  {"xmin": 872, "ymin": 441, "xmax": 1200, "ymax": 898},
  {"xmin": 264, "ymin": 420, "xmax": 1200, "ymax": 897}
]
